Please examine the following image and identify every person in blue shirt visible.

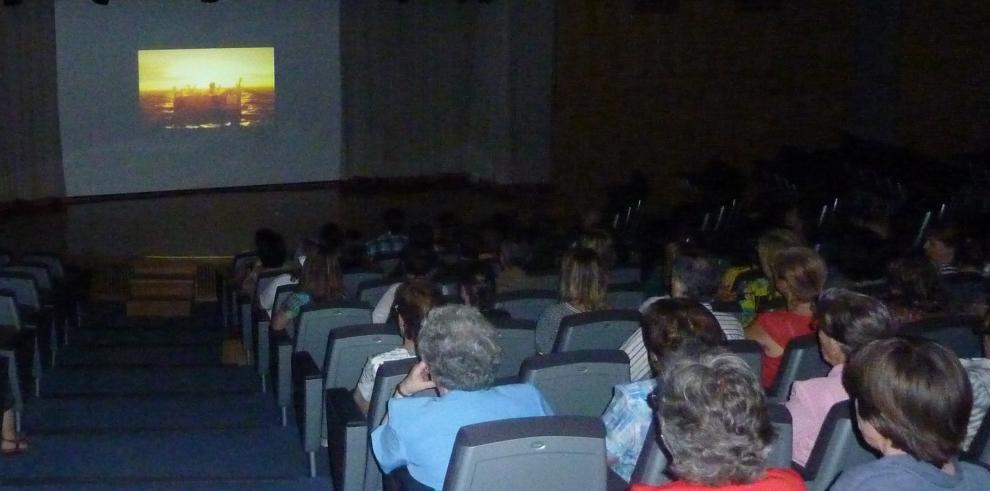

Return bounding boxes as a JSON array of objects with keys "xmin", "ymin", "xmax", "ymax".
[
  {"xmin": 832, "ymin": 337, "xmax": 990, "ymax": 491},
  {"xmin": 371, "ymin": 305, "xmax": 553, "ymax": 490}
]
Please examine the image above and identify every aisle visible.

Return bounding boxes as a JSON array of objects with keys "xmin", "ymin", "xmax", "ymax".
[{"xmin": 1, "ymin": 304, "xmax": 332, "ymax": 490}]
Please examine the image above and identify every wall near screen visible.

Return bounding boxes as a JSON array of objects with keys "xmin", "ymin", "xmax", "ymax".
[{"xmin": 55, "ymin": 0, "xmax": 341, "ymax": 197}]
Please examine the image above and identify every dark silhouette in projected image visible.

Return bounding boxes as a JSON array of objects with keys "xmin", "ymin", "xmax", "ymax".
[{"xmin": 138, "ymin": 47, "xmax": 275, "ymax": 130}]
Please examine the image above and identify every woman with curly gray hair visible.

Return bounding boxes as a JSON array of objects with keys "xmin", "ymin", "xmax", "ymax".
[
  {"xmin": 630, "ymin": 352, "xmax": 805, "ymax": 490},
  {"xmin": 371, "ymin": 305, "xmax": 552, "ymax": 490}
]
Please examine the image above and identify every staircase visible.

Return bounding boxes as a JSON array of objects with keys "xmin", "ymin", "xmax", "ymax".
[{"xmin": 3, "ymin": 302, "xmax": 332, "ymax": 490}]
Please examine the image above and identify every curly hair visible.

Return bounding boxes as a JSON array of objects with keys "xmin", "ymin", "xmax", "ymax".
[
  {"xmin": 659, "ymin": 351, "xmax": 774, "ymax": 486},
  {"xmin": 417, "ymin": 305, "xmax": 501, "ymax": 391}
]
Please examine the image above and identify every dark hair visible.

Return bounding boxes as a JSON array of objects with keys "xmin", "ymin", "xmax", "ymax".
[
  {"xmin": 956, "ymin": 237, "xmax": 984, "ymax": 270},
  {"xmin": 319, "ymin": 222, "xmax": 344, "ymax": 253},
  {"xmin": 815, "ymin": 289, "xmax": 895, "ymax": 357},
  {"xmin": 394, "ymin": 280, "xmax": 443, "ymax": 342},
  {"xmin": 885, "ymin": 256, "xmax": 945, "ymax": 313},
  {"xmin": 383, "ymin": 208, "xmax": 405, "ymax": 234},
  {"xmin": 671, "ymin": 250, "xmax": 723, "ymax": 301},
  {"xmin": 926, "ymin": 224, "xmax": 958, "ymax": 249},
  {"xmin": 642, "ymin": 298, "xmax": 726, "ymax": 373},
  {"xmin": 458, "ymin": 262, "xmax": 496, "ymax": 312},
  {"xmin": 255, "ymin": 229, "xmax": 287, "ymax": 268},
  {"xmin": 773, "ymin": 246, "xmax": 826, "ymax": 304},
  {"xmin": 844, "ymin": 337, "xmax": 972, "ymax": 466},
  {"xmin": 299, "ymin": 249, "xmax": 344, "ymax": 302},
  {"xmin": 401, "ymin": 243, "xmax": 438, "ymax": 278},
  {"xmin": 408, "ymin": 223, "xmax": 435, "ymax": 247}
]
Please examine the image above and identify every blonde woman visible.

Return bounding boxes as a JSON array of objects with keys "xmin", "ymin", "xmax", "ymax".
[{"xmin": 534, "ymin": 248, "xmax": 608, "ymax": 353}]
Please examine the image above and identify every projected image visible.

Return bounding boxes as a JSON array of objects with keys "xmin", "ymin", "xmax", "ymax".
[{"xmin": 139, "ymin": 47, "xmax": 275, "ymax": 129}]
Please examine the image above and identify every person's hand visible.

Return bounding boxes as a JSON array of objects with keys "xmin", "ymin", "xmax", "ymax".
[{"xmin": 397, "ymin": 361, "xmax": 436, "ymax": 396}]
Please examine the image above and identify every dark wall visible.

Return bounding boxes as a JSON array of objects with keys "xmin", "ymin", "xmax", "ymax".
[{"xmin": 552, "ymin": 0, "xmax": 989, "ymax": 210}]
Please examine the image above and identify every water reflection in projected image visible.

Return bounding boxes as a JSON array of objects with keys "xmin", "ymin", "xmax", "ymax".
[{"xmin": 139, "ymin": 84, "xmax": 275, "ymax": 130}]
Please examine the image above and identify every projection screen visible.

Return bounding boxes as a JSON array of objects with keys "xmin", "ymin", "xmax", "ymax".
[{"xmin": 55, "ymin": 0, "xmax": 341, "ymax": 197}]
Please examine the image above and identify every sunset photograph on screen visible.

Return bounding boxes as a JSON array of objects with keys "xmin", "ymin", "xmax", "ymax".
[{"xmin": 139, "ymin": 47, "xmax": 275, "ymax": 129}]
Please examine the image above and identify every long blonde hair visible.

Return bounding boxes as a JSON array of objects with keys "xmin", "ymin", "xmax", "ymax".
[{"xmin": 560, "ymin": 248, "xmax": 608, "ymax": 311}]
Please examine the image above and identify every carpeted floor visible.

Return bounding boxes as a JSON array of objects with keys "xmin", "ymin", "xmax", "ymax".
[{"xmin": 1, "ymin": 303, "xmax": 332, "ymax": 490}]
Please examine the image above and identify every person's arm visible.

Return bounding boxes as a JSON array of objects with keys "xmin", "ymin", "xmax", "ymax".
[
  {"xmin": 352, "ymin": 357, "xmax": 379, "ymax": 416},
  {"xmin": 745, "ymin": 317, "xmax": 784, "ymax": 358}
]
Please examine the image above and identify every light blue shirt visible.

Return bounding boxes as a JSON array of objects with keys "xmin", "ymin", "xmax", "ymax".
[
  {"xmin": 831, "ymin": 454, "xmax": 990, "ymax": 491},
  {"xmin": 601, "ymin": 378, "xmax": 657, "ymax": 482},
  {"xmin": 371, "ymin": 383, "xmax": 553, "ymax": 490}
]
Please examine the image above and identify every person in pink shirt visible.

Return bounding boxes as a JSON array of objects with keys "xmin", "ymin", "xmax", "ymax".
[{"xmin": 784, "ymin": 288, "xmax": 895, "ymax": 467}]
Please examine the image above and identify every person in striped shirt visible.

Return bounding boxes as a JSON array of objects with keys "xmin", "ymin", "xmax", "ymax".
[{"xmin": 623, "ymin": 250, "xmax": 745, "ymax": 381}]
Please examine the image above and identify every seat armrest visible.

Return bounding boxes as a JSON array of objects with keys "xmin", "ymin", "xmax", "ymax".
[
  {"xmin": 275, "ymin": 330, "xmax": 294, "ymax": 407},
  {"xmin": 326, "ymin": 387, "xmax": 366, "ymax": 428},
  {"xmin": 295, "ymin": 351, "xmax": 325, "ymax": 453}
]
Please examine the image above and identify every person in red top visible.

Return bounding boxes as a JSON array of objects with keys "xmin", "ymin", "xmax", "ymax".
[
  {"xmin": 629, "ymin": 351, "xmax": 806, "ymax": 491},
  {"xmin": 745, "ymin": 247, "xmax": 827, "ymax": 388}
]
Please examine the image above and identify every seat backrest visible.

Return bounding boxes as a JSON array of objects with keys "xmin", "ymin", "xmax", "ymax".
[
  {"xmin": 343, "ymin": 270, "xmax": 384, "ymax": 301},
  {"xmin": 294, "ymin": 301, "xmax": 372, "ymax": 369},
  {"xmin": 900, "ymin": 315, "xmax": 983, "ymax": 359},
  {"xmin": 0, "ymin": 290, "xmax": 21, "ymax": 330},
  {"xmin": 357, "ymin": 278, "xmax": 395, "ymax": 309},
  {"xmin": 520, "ymin": 350, "xmax": 630, "ymax": 417},
  {"xmin": 552, "ymin": 309, "xmax": 641, "ymax": 353},
  {"xmin": 442, "ymin": 416, "xmax": 607, "ymax": 491},
  {"xmin": 273, "ymin": 283, "xmax": 299, "ymax": 312},
  {"xmin": 769, "ymin": 334, "xmax": 828, "ymax": 400},
  {"xmin": 494, "ymin": 290, "xmax": 558, "ymax": 322},
  {"xmin": 367, "ymin": 357, "xmax": 422, "ymax": 431},
  {"xmin": 606, "ymin": 283, "xmax": 644, "ymax": 311},
  {"xmin": 727, "ymin": 339, "xmax": 763, "ymax": 381},
  {"xmin": 766, "ymin": 403, "xmax": 793, "ymax": 468},
  {"xmin": 491, "ymin": 317, "xmax": 537, "ymax": 380},
  {"xmin": 324, "ymin": 324, "xmax": 403, "ymax": 390},
  {"xmin": 801, "ymin": 401, "xmax": 877, "ymax": 491},
  {"xmin": 629, "ymin": 419, "xmax": 670, "ymax": 487},
  {"xmin": 21, "ymin": 253, "xmax": 64, "ymax": 279},
  {"xmin": 0, "ymin": 250, "xmax": 10, "ymax": 268},
  {"xmin": 4, "ymin": 263, "xmax": 52, "ymax": 291},
  {"xmin": 609, "ymin": 266, "xmax": 640, "ymax": 285},
  {"xmin": 0, "ymin": 273, "xmax": 40, "ymax": 309},
  {"xmin": 256, "ymin": 268, "xmax": 295, "ymax": 297}
]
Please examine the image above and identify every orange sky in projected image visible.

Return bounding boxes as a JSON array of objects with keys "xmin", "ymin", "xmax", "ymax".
[
  {"xmin": 138, "ymin": 47, "xmax": 274, "ymax": 92},
  {"xmin": 138, "ymin": 47, "xmax": 275, "ymax": 129}
]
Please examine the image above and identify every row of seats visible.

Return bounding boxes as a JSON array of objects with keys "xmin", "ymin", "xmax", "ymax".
[{"xmin": 0, "ymin": 252, "xmax": 74, "ymax": 438}]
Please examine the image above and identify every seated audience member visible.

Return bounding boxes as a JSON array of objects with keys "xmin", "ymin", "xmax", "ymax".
[
  {"xmin": 493, "ymin": 237, "xmax": 546, "ymax": 293},
  {"xmin": 457, "ymin": 262, "xmax": 508, "ymax": 320},
  {"xmin": 271, "ymin": 249, "xmax": 345, "ymax": 335},
  {"xmin": 534, "ymin": 247, "xmax": 608, "ymax": 353},
  {"xmin": 943, "ymin": 237, "xmax": 988, "ymax": 316},
  {"xmin": 366, "ymin": 208, "xmax": 409, "ymax": 260},
  {"xmin": 630, "ymin": 352, "xmax": 805, "ymax": 490},
  {"xmin": 623, "ymin": 251, "xmax": 744, "ymax": 381},
  {"xmin": 603, "ymin": 299, "xmax": 725, "ymax": 481},
  {"xmin": 831, "ymin": 337, "xmax": 990, "ymax": 491},
  {"xmin": 258, "ymin": 238, "xmax": 321, "ymax": 317},
  {"xmin": 353, "ymin": 280, "xmax": 442, "ymax": 415},
  {"xmin": 785, "ymin": 289, "xmax": 895, "ymax": 467},
  {"xmin": 371, "ymin": 244, "xmax": 438, "ymax": 324},
  {"xmin": 578, "ymin": 228, "xmax": 618, "ymax": 273},
  {"xmin": 371, "ymin": 305, "xmax": 552, "ymax": 490},
  {"xmin": 883, "ymin": 256, "xmax": 946, "ymax": 326},
  {"xmin": 746, "ymin": 246, "xmax": 827, "ymax": 389},
  {"xmin": 720, "ymin": 228, "xmax": 804, "ymax": 325},
  {"xmin": 239, "ymin": 228, "xmax": 289, "ymax": 297},
  {"xmin": 924, "ymin": 224, "xmax": 959, "ymax": 275}
]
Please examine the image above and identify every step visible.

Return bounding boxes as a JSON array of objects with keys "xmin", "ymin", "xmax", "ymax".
[
  {"xmin": 42, "ymin": 366, "xmax": 258, "ymax": 397},
  {"xmin": 57, "ymin": 345, "xmax": 221, "ymax": 367},
  {"xmin": 126, "ymin": 299, "xmax": 192, "ymax": 318},
  {"xmin": 73, "ymin": 328, "xmax": 224, "ymax": 347},
  {"xmin": 0, "ymin": 427, "xmax": 320, "ymax": 482},
  {"xmin": 132, "ymin": 259, "xmax": 199, "ymax": 278},
  {"xmin": 129, "ymin": 278, "xmax": 196, "ymax": 298},
  {"xmin": 24, "ymin": 393, "xmax": 275, "ymax": 433}
]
